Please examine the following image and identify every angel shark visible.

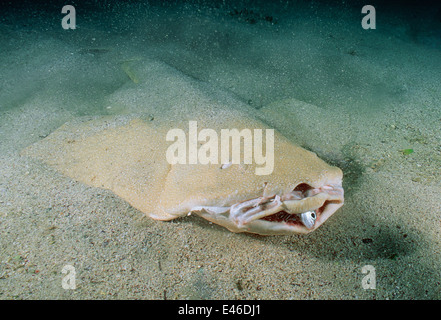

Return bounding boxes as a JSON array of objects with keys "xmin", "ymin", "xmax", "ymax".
[{"xmin": 22, "ymin": 103, "xmax": 343, "ymax": 235}]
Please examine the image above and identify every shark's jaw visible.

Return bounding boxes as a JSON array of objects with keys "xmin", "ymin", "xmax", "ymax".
[{"xmin": 191, "ymin": 182, "xmax": 344, "ymax": 235}]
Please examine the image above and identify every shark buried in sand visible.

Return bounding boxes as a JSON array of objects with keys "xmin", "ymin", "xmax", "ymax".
[{"xmin": 22, "ymin": 107, "xmax": 344, "ymax": 235}]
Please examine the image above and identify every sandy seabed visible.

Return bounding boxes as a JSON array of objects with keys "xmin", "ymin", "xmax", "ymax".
[{"xmin": 0, "ymin": 1, "xmax": 440, "ymax": 299}]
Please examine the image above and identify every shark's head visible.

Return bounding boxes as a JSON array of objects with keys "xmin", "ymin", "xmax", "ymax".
[
  {"xmin": 189, "ymin": 170, "xmax": 344, "ymax": 235},
  {"xmin": 156, "ymin": 133, "xmax": 344, "ymax": 235}
]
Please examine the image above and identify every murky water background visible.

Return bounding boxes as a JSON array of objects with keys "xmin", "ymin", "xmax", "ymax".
[{"xmin": 0, "ymin": 0, "xmax": 440, "ymax": 299}]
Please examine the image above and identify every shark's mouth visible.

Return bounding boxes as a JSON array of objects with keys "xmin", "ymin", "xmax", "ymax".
[{"xmin": 230, "ymin": 183, "xmax": 344, "ymax": 233}]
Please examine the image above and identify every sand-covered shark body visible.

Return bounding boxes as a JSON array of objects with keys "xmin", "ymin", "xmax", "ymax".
[{"xmin": 22, "ymin": 105, "xmax": 344, "ymax": 235}]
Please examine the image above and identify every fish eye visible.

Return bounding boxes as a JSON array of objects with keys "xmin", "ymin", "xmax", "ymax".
[{"xmin": 300, "ymin": 211, "xmax": 317, "ymax": 229}]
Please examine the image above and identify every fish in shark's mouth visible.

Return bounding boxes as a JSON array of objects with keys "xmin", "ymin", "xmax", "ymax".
[
  {"xmin": 195, "ymin": 182, "xmax": 344, "ymax": 235},
  {"xmin": 261, "ymin": 183, "xmax": 343, "ymax": 227}
]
